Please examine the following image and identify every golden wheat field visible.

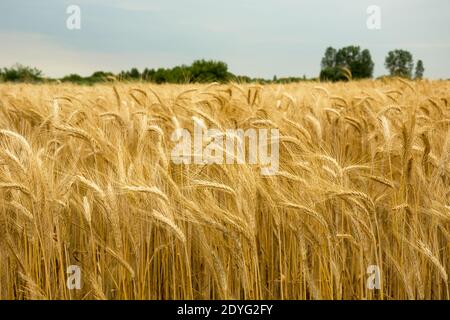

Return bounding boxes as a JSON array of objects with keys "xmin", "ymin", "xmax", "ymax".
[{"xmin": 0, "ymin": 79, "xmax": 449, "ymax": 300}]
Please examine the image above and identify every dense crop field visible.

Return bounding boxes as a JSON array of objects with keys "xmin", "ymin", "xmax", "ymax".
[{"xmin": 0, "ymin": 79, "xmax": 449, "ymax": 299}]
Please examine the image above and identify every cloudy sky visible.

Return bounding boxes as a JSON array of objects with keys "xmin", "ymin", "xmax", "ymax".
[{"xmin": 0, "ymin": 0, "xmax": 449, "ymax": 79}]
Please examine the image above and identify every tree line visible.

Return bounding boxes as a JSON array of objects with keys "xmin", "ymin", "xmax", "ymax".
[
  {"xmin": 320, "ymin": 46, "xmax": 424, "ymax": 81},
  {"xmin": 0, "ymin": 47, "xmax": 427, "ymax": 84},
  {"xmin": 61, "ymin": 60, "xmax": 309, "ymax": 84},
  {"xmin": 0, "ymin": 59, "xmax": 308, "ymax": 85}
]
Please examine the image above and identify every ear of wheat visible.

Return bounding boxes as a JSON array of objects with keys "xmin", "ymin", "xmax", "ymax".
[{"xmin": 0, "ymin": 80, "xmax": 449, "ymax": 300}]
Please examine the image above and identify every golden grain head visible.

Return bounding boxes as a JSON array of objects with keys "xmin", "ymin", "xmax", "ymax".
[{"xmin": 0, "ymin": 80, "xmax": 449, "ymax": 300}]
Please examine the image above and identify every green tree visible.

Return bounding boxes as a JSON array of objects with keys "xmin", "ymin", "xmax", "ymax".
[
  {"xmin": 1, "ymin": 64, "xmax": 43, "ymax": 82},
  {"xmin": 356, "ymin": 49, "xmax": 374, "ymax": 78},
  {"xmin": 384, "ymin": 49, "xmax": 414, "ymax": 78},
  {"xmin": 61, "ymin": 74, "xmax": 84, "ymax": 83},
  {"xmin": 142, "ymin": 68, "xmax": 155, "ymax": 81},
  {"xmin": 335, "ymin": 46, "xmax": 374, "ymax": 79},
  {"xmin": 153, "ymin": 68, "xmax": 169, "ymax": 84},
  {"xmin": 89, "ymin": 71, "xmax": 114, "ymax": 83},
  {"xmin": 319, "ymin": 46, "xmax": 373, "ymax": 81},
  {"xmin": 319, "ymin": 67, "xmax": 348, "ymax": 82},
  {"xmin": 129, "ymin": 68, "xmax": 140, "ymax": 79},
  {"xmin": 190, "ymin": 60, "xmax": 229, "ymax": 83},
  {"xmin": 415, "ymin": 60, "xmax": 424, "ymax": 79},
  {"xmin": 321, "ymin": 47, "xmax": 337, "ymax": 69}
]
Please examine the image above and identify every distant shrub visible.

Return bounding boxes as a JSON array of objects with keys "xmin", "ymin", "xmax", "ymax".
[
  {"xmin": 61, "ymin": 71, "xmax": 115, "ymax": 85},
  {"xmin": 118, "ymin": 60, "xmax": 230, "ymax": 84},
  {"xmin": 1, "ymin": 64, "xmax": 43, "ymax": 82},
  {"xmin": 189, "ymin": 60, "xmax": 229, "ymax": 83},
  {"xmin": 61, "ymin": 74, "xmax": 84, "ymax": 83}
]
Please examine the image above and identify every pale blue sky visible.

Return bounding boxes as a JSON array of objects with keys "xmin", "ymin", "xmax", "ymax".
[{"xmin": 0, "ymin": 0, "xmax": 449, "ymax": 79}]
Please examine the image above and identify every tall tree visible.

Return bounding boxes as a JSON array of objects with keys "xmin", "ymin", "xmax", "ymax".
[
  {"xmin": 321, "ymin": 47, "xmax": 337, "ymax": 69},
  {"xmin": 129, "ymin": 68, "xmax": 140, "ymax": 79},
  {"xmin": 335, "ymin": 46, "xmax": 374, "ymax": 79},
  {"xmin": 384, "ymin": 49, "xmax": 414, "ymax": 78},
  {"xmin": 320, "ymin": 46, "xmax": 374, "ymax": 81},
  {"xmin": 190, "ymin": 60, "xmax": 229, "ymax": 83},
  {"xmin": 335, "ymin": 46, "xmax": 360, "ymax": 69},
  {"xmin": 415, "ymin": 60, "xmax": 424, "ymax": 79},
  {"xmin": 358, "ymin": 49, "xmax": 375, "ymax": 78}
]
